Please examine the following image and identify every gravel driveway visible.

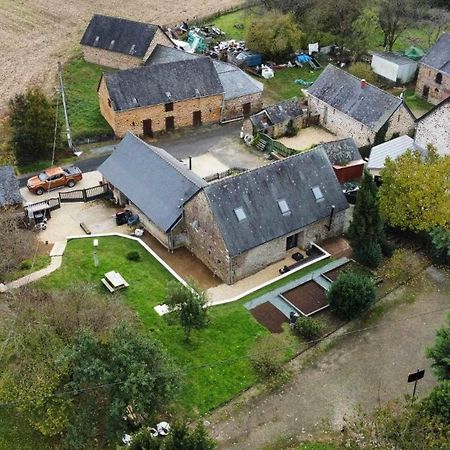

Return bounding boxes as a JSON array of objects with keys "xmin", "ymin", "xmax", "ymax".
[{"xmin": 208, "ymin": 267, "xmax": 450, "ymax": 450}]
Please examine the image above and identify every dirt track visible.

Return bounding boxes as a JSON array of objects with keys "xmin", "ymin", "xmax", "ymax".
[{"xmin": 0, "ymin": 0, "xmax": 243, "ymax": 114}]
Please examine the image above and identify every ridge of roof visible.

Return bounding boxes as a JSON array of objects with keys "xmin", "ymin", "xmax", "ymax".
[{"xmin": 415, "ymin": 95, "xmax": 450, "ymax": 123}]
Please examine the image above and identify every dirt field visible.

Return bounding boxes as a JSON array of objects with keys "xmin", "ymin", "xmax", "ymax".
[{"xmin": 0, "ymin": 0, "xmax": 243, "ymax": 114}]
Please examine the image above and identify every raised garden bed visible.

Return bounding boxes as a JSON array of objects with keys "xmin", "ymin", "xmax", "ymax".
[
  {"xmin": 281, "ymin": 280, "xmax": 328, "ymax": 316},
  {"xmin": 250, "ymin": 302, "xmax": 288, "ymax": 333}
]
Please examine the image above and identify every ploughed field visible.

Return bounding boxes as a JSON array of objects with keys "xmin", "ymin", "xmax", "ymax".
[{"xmin": 0, "ymin": 0, "xmax": 243, "ymax": 113}]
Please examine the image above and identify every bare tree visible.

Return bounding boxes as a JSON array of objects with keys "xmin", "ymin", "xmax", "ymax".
[
  {"xmin": 422, "ymin": 8, "xmax": 450, "ymax": 47},
  {"xmin": 0, "ymin": 212, "xmax": 36, "ymax": 281}
]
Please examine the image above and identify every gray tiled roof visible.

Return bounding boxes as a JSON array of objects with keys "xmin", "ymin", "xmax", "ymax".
[
  {"xmin": 98, "ymin": 133, "xmax": 206, "ymax": 232},
  {"xmin": 104, "ymin": 58, "xmax": 223, "ymax": 111},
  {"xmin": 420, "ymin": 33, "xmax": 450, "ymax": 75},
  {"xmin": 367, "ymin": 135, "xmax": 426, "ymax": 170},
  {"xmin": 203, "ymin": 147, "xmax": 349, "ymax": 257},
  {"xmin": 0, "ymin": 165, "xmax": 22, "ymax": 207},
  {"xmin": 146, "ymin": 45, "xmax": 262, "ymax": 101},
  {"xmin": 372, "ymin": 52, "xmax": 415, "ymax": 66},
  {"xmin": 80, "ymin": 14, "xmax": 161, "ymax": 57},
  {"xmin": 250, "ymin": 98, "xmax": 303, "ymax": 130},
  {"xmin": 318, "ymin": 138, "xmax": 363, "ymax": 166},
  {"xmin": 307, "ymin": 65, "xmax": 403, "ymax": 131}
]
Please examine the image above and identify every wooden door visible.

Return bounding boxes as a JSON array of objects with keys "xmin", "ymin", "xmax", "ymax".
[
  {"xmin": 165, "ymin": 116, "xmax": 175, "ymax": 132},
  {"xmin": 286, "ymin": 233, "xmax": 298, "ymax": 250},
  {"xmin": 243, "ymin": 102, "xmax": 251, "ymax": 117},
  {"xmin": 193, "ymin": 110, "xmax": 202, "ymax": 127},
  {"xmin": 142, "ymin": 119, "xmax": 153, "ymax": 137}
]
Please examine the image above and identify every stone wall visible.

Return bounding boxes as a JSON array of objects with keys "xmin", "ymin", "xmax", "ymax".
[
  {"xmin": 142, "ymin": 28, "xmax": 175, "ymax": 62},
  {"xmin": 415, "ymin": 65, "xmax": 450, "ymax": 105},
  {"xmin": 385, "ymin": 104, "xmax": 415, "ymax": 139},
  {"xmin": 308, "ymin": 96, "xmax": 375, "ymax": 147},
  {"xmin": 184, "ymin": 191, "xmax": 231, "ymax": 282},
  {"xmin": 415, "ymin": 101, "xmax": 450, "ymax": 156},
  {"xmin": 221, "ymin": 92, "xmax": 263, "ymax": 121},
  {"xmin": 99, "ymin": 78, "xmax": 223, "ymax": 137},
  {"xmin": 82, "ymin": 46, "xmax": 143, "ymax": 70}
]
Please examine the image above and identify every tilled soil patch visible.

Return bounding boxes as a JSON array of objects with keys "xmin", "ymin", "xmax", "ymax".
[{"xmin": 250, "ymin": 302, "xmax": 288, "ymax": 333}]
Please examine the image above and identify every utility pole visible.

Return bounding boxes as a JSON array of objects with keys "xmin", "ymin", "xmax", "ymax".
[{"xmin": 58, "ymin": 62, "xmax": 74, "ymax": 152}]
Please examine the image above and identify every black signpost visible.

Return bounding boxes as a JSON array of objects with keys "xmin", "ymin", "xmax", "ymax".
[{"xmin": 407, "ymin": 369, "xmax": 425, "ymax": 401}]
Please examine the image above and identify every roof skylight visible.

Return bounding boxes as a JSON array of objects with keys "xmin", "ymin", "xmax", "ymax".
[
  {"xmin": 277, "ymin": 199, "xmax": 291, "ymax": 216},
  {"xmin": 234, "ymin": 207, "xmax": 247, "ymax": 222},
  {"xmin": 311, "ymin": 186, "xmax": 324, "ymax": 201}
]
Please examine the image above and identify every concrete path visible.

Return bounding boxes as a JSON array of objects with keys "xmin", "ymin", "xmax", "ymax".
[
  {"xmin": 0, "ymin": 241, "xmax": 66, "ymax": 292},
  {"xmin": 208, "ymin": 267, "xmax": 450, "ymax": 450}
]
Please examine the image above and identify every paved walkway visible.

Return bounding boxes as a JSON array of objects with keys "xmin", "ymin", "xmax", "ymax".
[
  {"xmin": 208, "ymin": 267, "xmax": 450, "ymax": 449},
  {"xmin": 0, "ymin": 241, "xmax": 66, "ymax": 292}
]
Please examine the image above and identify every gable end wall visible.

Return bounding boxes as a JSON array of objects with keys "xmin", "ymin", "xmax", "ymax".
[
  {"xmin": 415, "ymin": 65, "xmax": 450, "ymax": 105},
  {"xmin": 415, "ymin": 102, "xmax": 450, "ymax": 155}
]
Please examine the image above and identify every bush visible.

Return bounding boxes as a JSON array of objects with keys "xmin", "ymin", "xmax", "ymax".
[
  {"xmin": 249, "ymin": 335, "xmax": 285, "ymax": 380},
  {"xmin": 127, "ymin": 250, "xmax": 141, "ymax": 261},
  {"xmin": 294, "ymin": 317, "xmax": 323, "ymax": 340},
  {"xmin": 347, "ymin": 62, "xmax": 377, "ymax": 85},
  {"xmin": 327, "ymin": 271, "xmax": 375, "ymax": 320},
  {"xmin": 20, "ymin": 259, "xmax": 32, "ymax": 270},
  {"xmin": 353, "ymin": 240, "xmax": 383, "ymax": 268},
  {"xmin": 427, "ymin": 313, "xmax": 450, "ymax": 381},
  {"xmin": 429, "ymin": 226, "xmax": 450, "ymax": 266},
  {"xmin": 424, "ymin": 381, "xmax": 450, "ymax": 423},
  {"xmin": 284, "ymin": 119, "xmax": 298, "ymax": 137}
]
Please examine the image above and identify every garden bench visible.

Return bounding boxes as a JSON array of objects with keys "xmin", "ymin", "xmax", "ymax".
[{"xmin": 101, "ymin": 278, "xmax": 115, "ymax": 293}]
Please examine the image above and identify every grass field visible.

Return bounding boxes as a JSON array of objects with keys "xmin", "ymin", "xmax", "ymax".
[
  {"xmin": 4, "ymin": 254, "xmax": 51, "ymax": 282},
  {"xmin": 38, "ymin": 236, "xmax": 331, "ymax": 416},
  {"xmin": 63, "ymin": 56, "xmax": 113, "ymax": 140}
]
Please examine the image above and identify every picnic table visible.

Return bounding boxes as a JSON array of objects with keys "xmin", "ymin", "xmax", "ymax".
[{"xmin": 101, "ymin": 271, "xmax": 129, "ymax": 292}]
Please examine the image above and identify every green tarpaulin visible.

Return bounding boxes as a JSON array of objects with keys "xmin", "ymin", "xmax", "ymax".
[{"xmin": 403, "ymin": 46, "xmax": 425, "ymax": 61}]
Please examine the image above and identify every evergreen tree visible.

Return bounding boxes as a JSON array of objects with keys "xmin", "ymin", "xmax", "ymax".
[
  {"xmin": 8, "ymin": 88, "xmax": 60, "ymax": 165},
  {"xmin": 348, "ymin": 170, "xmax": 384, "ymax": 268}
]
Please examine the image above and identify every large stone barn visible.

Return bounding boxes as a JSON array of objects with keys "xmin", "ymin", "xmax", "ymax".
[
  {"xmin": 80, "ymin": 14, "xmax": 174, "ymax": 69},
  {"xmin": 184, "ymin": 147, "xmax": 349, "ymax": 284},
  {"xmin": 98, "ymin": 57, "xmax": 224, "ymax": 137},
  {"xmin": 307, "ymin": 65, "xmax": 416, "ymax": 148},
  {"xmin": 415, "ymin": 33, "xmax": 450, "ymax": 105}
]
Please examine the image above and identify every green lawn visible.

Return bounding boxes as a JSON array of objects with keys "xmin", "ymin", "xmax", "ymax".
[
  {"xmin": 4, "ymin": 254, "xmax": 51, "ymax": 282},
  {"xmin": 404, "ymin": 88, "xmax": 433, "ymax": 116},
  {"xmin": 63, "ymin": 56, "xmax": 113, "ymax": 140},
  {"xmin": 39, "ymin": 236, "xmax": 330, "ymax": 416}
]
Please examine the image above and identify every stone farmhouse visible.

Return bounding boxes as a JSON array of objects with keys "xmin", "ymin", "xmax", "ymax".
[
  {"xmin": 243, "ymin": 98, "xmax": 305, "ymax": 139},
  {"xmin": 99, "ymin": 133, "xmax": 348, "ymax": 284},
  {"xmin": 307, "ymin": 65, "xmax": 416, "ymax": 148},
  {"xmin": 99, "ymin": 46, "xmax": 263, "ymax": 137},
  {"xmin": 98, "ymin": 132, "xmax": 207, "ymax": 250},
  {"xmin": 415, "ymin": 96, "xmax": 450, "ymax": 156},
  {"xmin": 80, "ymin": 14, "xmax": 174, "ymax": 69},
  {"xmin": 98, "ymin": 57, "xmax": 224, "ymax": 137},
  {"xmin": 0, "ymin": 165, "xmax": 22, "ymax": 210},
  {"xmin": 415, "ymin": 33, "xmax": 450, "ymax": 105}
]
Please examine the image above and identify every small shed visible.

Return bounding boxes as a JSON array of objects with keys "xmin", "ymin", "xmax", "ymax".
[
  {"xmin": 243, "ymin": 98, "xmax": 305, "ymax": 138},
  {"xmin": 371, "ymin": 52, "xmax": 418, "ymax": 83}
]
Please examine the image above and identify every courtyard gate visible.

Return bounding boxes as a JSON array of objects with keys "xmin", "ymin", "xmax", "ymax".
[{"xmin": 59, "ymin": 184, "xmax": 111, "ymax": 203}]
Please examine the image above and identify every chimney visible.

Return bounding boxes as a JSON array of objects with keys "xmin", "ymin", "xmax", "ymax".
[{"xmin": 360, "ymin": 79, "xmax": 368, "ymax": 89}]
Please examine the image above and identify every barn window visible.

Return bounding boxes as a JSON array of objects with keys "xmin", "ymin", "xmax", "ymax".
[
  {"xmin": 165, "ymin": 102, "xmax": 173, "ymax": 112},
  {"xmin": 435, "ymin": 72, "xmax": 442, "ymax": 84},
  {"xmin": 94, "ymin": 36, "xmax": 100, "ymax": 46},
  {"xmin": 109, "ymin": 40, "xmax": 115, "ymax": 50}
]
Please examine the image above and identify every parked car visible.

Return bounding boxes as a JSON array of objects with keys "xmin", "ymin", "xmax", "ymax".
[{"xmin": 27, "ymin": 166, "xmax": 83, "ymax": 195}]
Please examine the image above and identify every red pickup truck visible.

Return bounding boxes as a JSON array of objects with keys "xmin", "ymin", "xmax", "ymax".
[{"xmin": 27, "ymin": 166, "xmax": 83, "ymax": 195}]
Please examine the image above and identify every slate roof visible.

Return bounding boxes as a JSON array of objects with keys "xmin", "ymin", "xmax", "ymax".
[
  {"xmin": 250, "ymin": 98, "xmax": 303, "ymax": 130},
  {"xmin": 104, "ymin": 58, "xmax": 223, "ymax": 111},
  {"xmin": 146, "ymin": 45, "xmax": 263, "ymax": 100},
  {"xmin": 420, "ymin": 33, "xmax": 450, "ymax": 75},
  {"xmin": 317, "ymin": 138, "xmax": 363, "ymax": 166},
  {"xmin": 98, "ymin": 133, "xmax": 206, "ymax": 232},
  {"xmin": 372, "ymin": 51, "xmax": 415, "ymax": 66},
  {"xmin": 203, "ymin": 147, "xmax": 349, "ymax": 257},
  {"xmin": 367, "ymin": 135, "xmax": 426, "ymax": 171},
  {"xmin": 0, "ymin": 165, "xmax": 22, "ymax": 207},
  {"xmin": 80, "ymin": 14, "xmax": 163, "ymax": 57},
  {"xmin": 307, "ymin": 65, "xmax": 403, "ymax": 132}
]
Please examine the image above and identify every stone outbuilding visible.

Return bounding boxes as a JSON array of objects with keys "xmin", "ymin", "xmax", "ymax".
[
  {"xmin": 243, "ymin": 98, "xmax": 305, "ymax": 138},
  {"xmin": 184, "ymin": 147, "xmax": 349, "ymax": 284},
  {"xmin": 415, "ymin": 96, "xmax": 450, "ymax": 156},
  {"xmin": 98, "ymin": 57, "xmax": 224, "ymax": 137},
  {"xmin": 0, "ymin": 165, "xmax": 22, "ymax": 210},
  {"xmin": 306, "ymin": 64, "xmax": 416, "ymax": 148},
  {"xmin": 80, "ymin": 14, "xmax": 174, "ymax": 69},
  {"xmin": 415, "ymin": 33, "xmax": 450, "ymax": 105},
  {"xmin": 146, "ymin": 45, "xmax": 263, "ymax": 121},
  {"xmin": 318, "ymin": 138, "xmax": 365, "ymax": 183},
  {"xmin": 370, "ymin": 52, "xmax": 418, "ymax": 84},
  {"xmin": 97, "ymin": 133, "xmax": 206, "ymax": 250}
]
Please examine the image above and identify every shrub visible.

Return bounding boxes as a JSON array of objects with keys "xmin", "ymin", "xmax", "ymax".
[
  {"xmin": 284, "ymin": 119, "xmax": 298, "ymax": 137},
  {"xmin": 327, "ymin": 271, "xmax": 375, "ymax": 320},
  {"xmin": 249, "ymin": 335, "xmax": 285, "ymax": 380},
  {"xmin": 424, "ymin": 381, "xmax": 450, "ymax": 423},
  {"xmin": 427, "ymin": 313, "xmax": 450, "ymax": 381},
  {"xmin": 347, "ymin": 62, "xmax": 377, "ymax": 85},
  {"xmin": 127, "ymin": 250, "xmax": 141, "ymax": 262},
  {"xmin": 20, "ymin": 259, "xmax": 32, "ymax": 270},
  {"xmin": 353, "ymin": 240, "xmax": 383, "ymax": 269},
  {"xmin": 429, "ymin": 226, "xmax": 450, "ymax": 266},
  {"xmin": 294, "ymin": 317, "xmax": 323, "ymax": 340}
]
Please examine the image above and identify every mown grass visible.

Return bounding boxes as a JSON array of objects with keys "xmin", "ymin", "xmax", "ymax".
[
  {"xmin": 62, "ymin": 56, "xmax": 113, "ymax": 140},
  {"xmin": 404, "ymin": 88, "xmax": 433, "ymax": 116},
  {"xmin": 38, "ymin": 236, "xmax": 330, "ymax": 416},
  {"xmin": 4, "ymin": 254, "xmax": 51, "ymax": 282}
]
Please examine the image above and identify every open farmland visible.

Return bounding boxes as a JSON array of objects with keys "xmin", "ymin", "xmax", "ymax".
[{"xmin": 0, "ymin": 0, "xmax": 243, "ymax": 114}]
